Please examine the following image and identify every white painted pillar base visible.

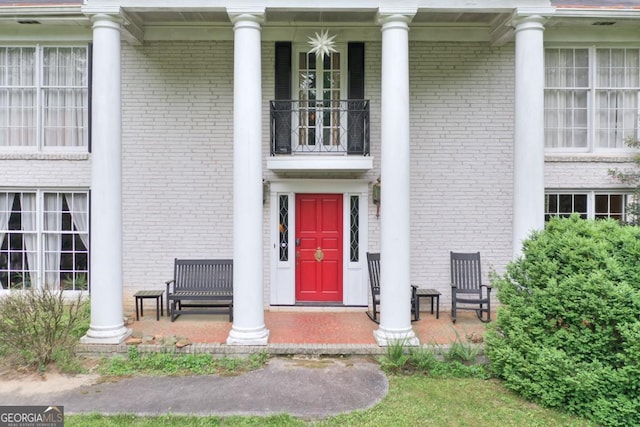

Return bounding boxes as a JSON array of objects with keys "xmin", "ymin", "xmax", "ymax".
[
  {"xmin": 226, "ymin": 9, "xmax": 269, "ymax": 346},
  {"xmin": 376, "ymin": 10, "xmax": 418, "ymax": 347},
  {"xmin": 512, "ymin": 14, "xmax": 547, "ymax": 258},
  {"xmin": 374, "ymin": 327, "xmax": 420, "ymax": 347},
  {"xmin": 81, "ymin": 14, "xmax": 130, "ymax": 345}
]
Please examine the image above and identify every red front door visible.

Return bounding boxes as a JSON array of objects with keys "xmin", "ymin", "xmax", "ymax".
[{"xmin": 295, "ymin": 194, "xmax": 343, "ymax": 302}]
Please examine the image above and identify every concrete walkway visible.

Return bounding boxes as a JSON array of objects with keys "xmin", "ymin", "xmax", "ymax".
[{"xmin": 0, "ymin": 357, "xmax": 388, "ymax": 419}]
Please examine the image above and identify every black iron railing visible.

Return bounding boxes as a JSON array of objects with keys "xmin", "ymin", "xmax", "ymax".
[{"xmin": 270, "ymin": 99, "xmax": 370, "ymax": 155}]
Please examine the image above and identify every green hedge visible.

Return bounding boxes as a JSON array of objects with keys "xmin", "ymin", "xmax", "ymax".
[{"xmin": 485, "ymin": 216, "xmax": 640, "ymax": 427}]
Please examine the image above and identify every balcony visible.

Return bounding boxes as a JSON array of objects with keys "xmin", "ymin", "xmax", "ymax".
[{"xmin": 268, "ymin": 99, "xmax": 373, "ymax": 172}]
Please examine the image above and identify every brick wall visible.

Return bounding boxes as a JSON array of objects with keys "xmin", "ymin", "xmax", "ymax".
[
  {"xmin": 0, "ymin": 156, "xmax": 90, "ymax": 188},
  {"xmin": 120, "ymin": 41, "xmax": 234, "ymax": 301},
  {"xmin": 406, "ymin": 42, "xmax": 515, "ymax": 308},
  {"xmin": 546, "ymin": 156, "xmax": 637, "ymax": 189}
]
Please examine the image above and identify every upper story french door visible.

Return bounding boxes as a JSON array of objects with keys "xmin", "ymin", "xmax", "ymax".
[{"xmin": 295, "ymin": 47, "xmax": 345, "ymax": 152}]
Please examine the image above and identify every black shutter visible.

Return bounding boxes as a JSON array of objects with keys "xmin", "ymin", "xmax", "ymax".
[
  {"xmin": 273, "ymin": 42, "xmax": 292, "ymax": 154},
  {"xmin": 348, "ymin": 42, "xmax": 365, "ymax": 154},
  {"xmin": 348, "ymin": 42, "xmax": 365, "ymax": 99}
]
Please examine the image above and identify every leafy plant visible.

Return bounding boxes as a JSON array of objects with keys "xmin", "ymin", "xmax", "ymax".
[
  {"xmin": 379, "ymin": 340, "xmax": 488, "ymax": 379},
  {"xmin": 444, "ymin": 330, "xmax": 480, "ymax": 364},
  {"xmin": 379, "ymin": 339, "xmax": 411, "ymax": 373},
  {"xmin": 12, "ymin": 272, "xmax": 32, "ymax": 290},
  {"xmin": 408, "ymin": 346, "xmax": 439, "ymax": 371},
  {"xmin": 0, "ymin": 289, "xmax": 89, "ymax": 372},
  {"xmin": 62, "ymin": 273, "xmax": 88, "ymax": 291},
  {"xmin": 485, "ymin": 215, "xmax": 640, "ymax": 427}
]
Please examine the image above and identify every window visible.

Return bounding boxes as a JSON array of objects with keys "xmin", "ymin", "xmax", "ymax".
[
  {"xmin": 545, "ymin": 48, "xmax": 640, "ymax": 151},
  {"xmin": 0, "ymin": 191, "xmax": 89, "ymax": 290},
  {"xmin": 545, "ymin": 191, "xmax": 630, "ymax": 222},
  {"xmin": 278, "ymin": 195, "xmax": 289, "ymax": 262},
  {"xmin": 350, "ymin": 195, "xmax": 359, "ymax": 262},
  {"xmin": 594, "ymin": 194, "xmax": 627, "ymax": 221},
  {"xmin": 0, "ymin": 46, "xmax": 88, "ymax": 150},
  {"xmin": 294, "ymin": 46, "xmax": 346, "ymax": 151},
  {"xmin": 545, "ymin": 193, "xmax": 588, "ymax": 220}
]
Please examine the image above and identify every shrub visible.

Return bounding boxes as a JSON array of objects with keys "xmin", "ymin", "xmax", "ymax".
[
  {"xmin": 0, "ymin": 289, "xmax": 89, "ymax": 373},
  {"xmin": 485, "ymin": 216, "xmax": 640, "ymax": 427}
]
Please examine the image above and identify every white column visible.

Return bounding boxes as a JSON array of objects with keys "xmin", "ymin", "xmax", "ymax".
[
  {"xmin": 375, "ymin": 10, "xmax": 419, "ymax": 347},
  {"xmin": 512, "ymin": 15, "xmax": 546, "ymax": 258},
  {"xmin": 81, "ymin": 14, "xmax": 130, "ymax": 344},
  {"xmin": 227, "ymin": 9, "xmax": 269, "ymax": 345}
]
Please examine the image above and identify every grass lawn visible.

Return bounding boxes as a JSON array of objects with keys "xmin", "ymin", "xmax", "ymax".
[{"xmin": 66, "ymin": 374, "xmax": 595, "ymax": 427}]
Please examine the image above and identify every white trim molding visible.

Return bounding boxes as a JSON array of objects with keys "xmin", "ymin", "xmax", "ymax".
[{"xmin": 268, "ymin": 179, "xmax": 370, "ymax": 308}]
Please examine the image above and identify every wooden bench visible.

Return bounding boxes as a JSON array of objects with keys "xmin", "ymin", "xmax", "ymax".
[{"xmin": 165, "ymin": 259, "xmax": 233, "ymax": 322}]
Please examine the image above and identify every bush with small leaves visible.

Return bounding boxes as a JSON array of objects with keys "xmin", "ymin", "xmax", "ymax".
[
  {"xmin": 485, "ymin": 215, "xmax": 640, "ymax": 427},
  {"xmin": 0, "ymin": 289, "xmax": 89, "ymax": 372}
]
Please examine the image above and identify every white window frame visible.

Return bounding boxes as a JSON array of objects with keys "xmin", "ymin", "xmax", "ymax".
[
  {"xmin": 0, "ymin": 45, "xmax": 89, "ymax": 153},
  {"xmin": 545, "ymin": 190, "xmax": 632, "ymax": 222},
  {"xmin": 545, "ymin": 46, "xmax": 640, "ymax": 154},
  {"xmin": 0, "ymin": 189, "xmax": 89, "ymax": 291}
]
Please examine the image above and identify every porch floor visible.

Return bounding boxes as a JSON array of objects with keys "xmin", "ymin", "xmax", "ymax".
[{"xmin": 127, "ymin": 307, "xmax": 488, "ymax": 347}]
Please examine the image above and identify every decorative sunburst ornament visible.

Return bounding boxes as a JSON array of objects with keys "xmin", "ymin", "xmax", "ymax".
[{"xmin": 308, "ymin": 29, "xmax": 337, "ymax": 59}]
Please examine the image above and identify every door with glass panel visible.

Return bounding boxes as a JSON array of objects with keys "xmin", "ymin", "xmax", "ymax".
[{"xmin": 296, "ymin": 49, "xmax": 345, "ymax": 152}]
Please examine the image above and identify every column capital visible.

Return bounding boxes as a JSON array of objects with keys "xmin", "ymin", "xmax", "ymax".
[
  {"xmin": 510, "ymin": 7, "xmax": 555, "ymax": 31},
  {"xmin": 84, "ymin": 7, "xmax": 143, "ymax": 45},
  {"xmin": 227, "ymin": 7, "xmax": 265, "ymax": 27},
  {"xmin": 82, "ymin": 4, "xmax": 122, "ymax": 20},
  {"xmin": 377, "ymin": 8, "xmax": 416, "ymax": 28},
  {"xmin": 89, "ymin": 13, "xmax": 124, "ymax": 29}
]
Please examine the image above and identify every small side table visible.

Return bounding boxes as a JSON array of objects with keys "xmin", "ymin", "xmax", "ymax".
[
  {"xmin": 134, "ymin": 290, "xmax": 164, "ymax": 321},
  {"xmin": 415, "ymin": 288, "xmax": 441, "ymax": 319}
]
